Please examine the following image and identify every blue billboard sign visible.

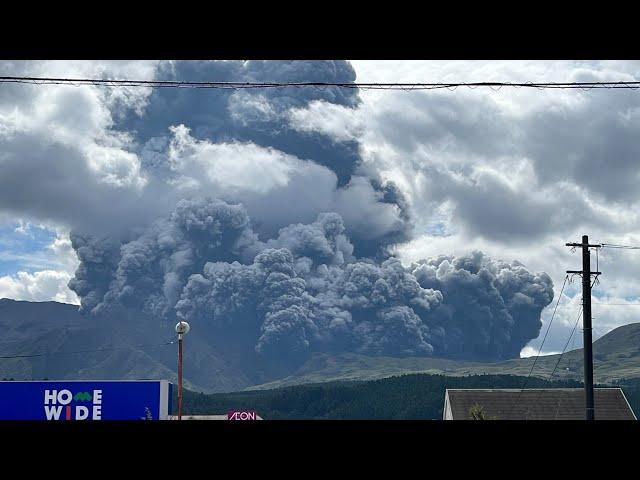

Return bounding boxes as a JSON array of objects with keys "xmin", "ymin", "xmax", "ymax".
[{"xmin": 0, "ymin": 380, "xmax": 173, "ymax": 420}]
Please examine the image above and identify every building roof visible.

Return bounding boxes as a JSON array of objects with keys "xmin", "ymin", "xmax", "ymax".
[{"xmin": 444, "ymin": 388, "xmax": 636, "ymax": 420}]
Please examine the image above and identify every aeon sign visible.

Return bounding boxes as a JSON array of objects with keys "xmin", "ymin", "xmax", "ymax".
[{"xmin": 228, "ymin": 410, "xmax": 258, "ymax": 420}]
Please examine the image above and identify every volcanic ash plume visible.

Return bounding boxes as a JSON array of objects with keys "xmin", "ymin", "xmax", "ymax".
[{"xmin": 69, "ymin": 198, "xmax": 553, "ymax": 371}]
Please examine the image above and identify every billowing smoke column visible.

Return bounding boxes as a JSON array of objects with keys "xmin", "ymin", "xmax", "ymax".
[
  {"xmin": 66, "ymin": 60, "xmax": 554, "ymax": 376},
  {"xmin": 70, "ymin": 198, "xmax": 259, "ymax": 317},
  {"xmin": 409, "ymin": 253, "xmax": 554, "ymax": 360},
  {"xmin": 120, "ymin": 60, "xmax": 362, "ymax": 187},
  {"xmin": 69, "ymin": 198, "xmax": 553, "ymax": 370},
  {"xmin": 115, "ymin": 60, "xmax": 413, "ymax": 258}
]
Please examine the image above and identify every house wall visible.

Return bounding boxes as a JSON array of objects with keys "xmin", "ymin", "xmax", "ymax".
[{"xmin": 443, "ymin": 391, "xmax": 453, "ymax": 420}]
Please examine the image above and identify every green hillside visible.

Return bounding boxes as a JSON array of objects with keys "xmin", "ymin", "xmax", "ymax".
[{"xmin": 249, "ymin": 323, "xmax": 640, "ymax": 390}]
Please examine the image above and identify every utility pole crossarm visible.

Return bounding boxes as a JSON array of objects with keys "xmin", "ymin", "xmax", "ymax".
[
  {"xmin": 566, "ymin": 270, "xmax": 601, "ymax": 275},
  {"xmin": 566, "ymin": 242, "xmax": 602, "ymax": 248}
]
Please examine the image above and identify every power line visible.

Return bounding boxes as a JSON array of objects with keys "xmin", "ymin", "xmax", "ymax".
[
  {"xmin": 528, "ymin": 304, "xmax": 586, "ymax": 420},
  {"xmin": 551, "ymin": 308, "xmax": 584, "ymax": 420},
  {"xmin": 2, "ymin": 76, "xmax": 640, "ymax": 91},
  {"xmin": 507, "ymin": 275, "xmax": 568, "ymax": 418},
  {"xmin": 518, "ymin": 239, "xmax": 598, "ymax": 419},
  {"xmin": 549, "ymin": 306, "xmax": 584, "ymax": 381},
  {"xmin": 0, "ymin": 336, "xmax": 176, "ymax": 359},
  {"xmin": 592, "ymin": 302, "xmax": 640, "ymax": 306},
  {"xmin": 600, "ymin": 243, "xmax": 640, "ymax": 250},
  {"xmin": 565, "ymin": 312, "xmax": 581, "ymax": 374}
]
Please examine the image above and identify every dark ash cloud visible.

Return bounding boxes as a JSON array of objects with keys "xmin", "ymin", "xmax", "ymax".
[
  {"xmin": 0, "ymin": 60, "xmax": 558, "ymax": 377},
  {"xmin": 69, "ymin": 198, "xmax": 553, "ymax": 375},
  {"xmin": 0, "ymin": 60, "xmax": 411, "ymax": 258},
  {"xmin": 120, "ymin": 60, "xmax": 362, "ymax": 187},
  {"xmin": 409, "ymin": 251, "xmax": 554, "ymax": 360}
]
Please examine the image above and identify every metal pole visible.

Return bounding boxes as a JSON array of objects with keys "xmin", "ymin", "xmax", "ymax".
[
  {"xmin": 581, "ymin": 235, "xmax": 595, "ymax": 421},
  {"xmin": 178, "ymin": 333, "xmax": 183, "ymax": 420}
]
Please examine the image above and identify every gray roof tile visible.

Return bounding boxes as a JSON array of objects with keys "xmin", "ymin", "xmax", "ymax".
[{"xmin": 445, "ymin": 388, "xmax": 636, "ymax": 420}]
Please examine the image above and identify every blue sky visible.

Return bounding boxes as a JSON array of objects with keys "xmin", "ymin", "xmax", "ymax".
[{"xmin": 0, "ymin": 222, "xmax": 59, "ymax": 275}]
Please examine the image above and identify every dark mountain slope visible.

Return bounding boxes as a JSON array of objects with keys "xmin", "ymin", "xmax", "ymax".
[{"xmin": 2, "ymin": 299, "xmax": 639, "ymax": 392}]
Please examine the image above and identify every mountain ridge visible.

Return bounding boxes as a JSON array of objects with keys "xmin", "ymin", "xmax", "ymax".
[
  {"xmin": 1, "ymin": 298, "xmax": 638, "ymax": 392},
  {"xmin": 249, "ymin": 322, "xmax": 640, "ymax": 389}
]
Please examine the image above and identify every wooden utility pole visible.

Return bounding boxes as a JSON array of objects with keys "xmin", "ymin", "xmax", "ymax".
[{"xmin": 566, "ymin": 235, "xmax": 601, "ymax": 420}]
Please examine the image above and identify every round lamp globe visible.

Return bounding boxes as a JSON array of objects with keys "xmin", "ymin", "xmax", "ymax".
[{"xmin": 175, "ymin": 321, "xmax": 190, "ymax": 335}]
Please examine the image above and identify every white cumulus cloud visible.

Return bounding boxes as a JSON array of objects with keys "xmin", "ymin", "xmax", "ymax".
[{"xmin": 0, "ymin": 270, "xmax": 79, "ymax": 304}]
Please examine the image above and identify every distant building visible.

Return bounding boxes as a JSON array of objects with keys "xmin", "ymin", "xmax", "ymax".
[{"xmin": 443, "ymin": 388, "xmax": 636, "ymax": 420}]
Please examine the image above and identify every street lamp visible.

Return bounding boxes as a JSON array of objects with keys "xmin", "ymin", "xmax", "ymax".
[{"xmin": 175, "ymin": 320, "xmax": 190, "ymax": 420}]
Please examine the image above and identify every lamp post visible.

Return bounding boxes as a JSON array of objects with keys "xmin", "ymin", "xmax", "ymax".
[{"xmin": 175, "ymin": 320, "xmax": 190, "ymax": 420}]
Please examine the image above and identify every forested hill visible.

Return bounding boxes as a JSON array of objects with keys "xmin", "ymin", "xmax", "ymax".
[{"xmin": 177, "ymin": 373, "xmax": 593, "ymax": 420}]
